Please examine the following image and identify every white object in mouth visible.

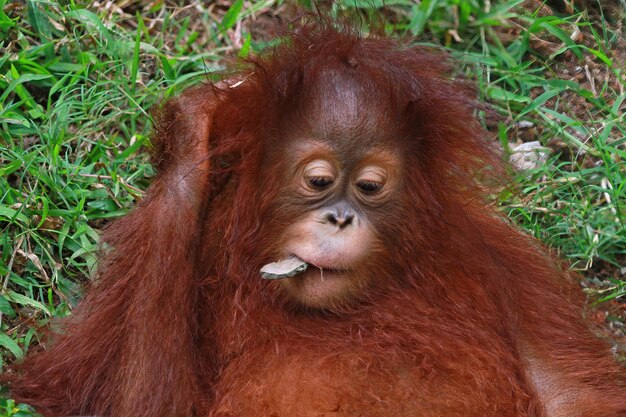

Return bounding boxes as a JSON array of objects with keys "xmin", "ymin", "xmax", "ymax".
[{"xmin": 260, "ymin": 255, "xmax": 309, "ymax": 280}]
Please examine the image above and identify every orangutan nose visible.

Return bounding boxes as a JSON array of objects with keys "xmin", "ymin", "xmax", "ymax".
[{"xmin": 324, "ymin": 203, "xmax": 356, "ymax": 229}]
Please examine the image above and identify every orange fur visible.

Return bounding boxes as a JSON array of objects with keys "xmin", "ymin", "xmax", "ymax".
[{"xmin": 5, "ymin": 22, "xmax": 625, "ymax": 417}]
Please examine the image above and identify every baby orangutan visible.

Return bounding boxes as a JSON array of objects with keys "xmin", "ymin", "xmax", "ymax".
[{"xmin": 6, "ymin": 21, "xmax": 626, "ymax": 417}]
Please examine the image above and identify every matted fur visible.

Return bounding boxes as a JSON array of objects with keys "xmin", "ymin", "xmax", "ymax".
[{"xmin": 5, "ymin": 21, "xmax": 626, "ymax": 417}]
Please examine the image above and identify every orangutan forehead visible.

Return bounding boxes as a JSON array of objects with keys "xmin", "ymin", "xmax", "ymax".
[
  {"xmin": 306, "ymin": 69, "xmax": 364, "ymax": 125},
  {"xmin": 294, "ymin": 67, "xmax": 401, "ymax": 149}
]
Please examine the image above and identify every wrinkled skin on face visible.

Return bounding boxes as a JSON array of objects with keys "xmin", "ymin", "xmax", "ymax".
[
  {"xmin": 279, "ymin": 142, "xmax": 401, "ymax": 308},
  {"xmin": 262, "ymin": 68, "xmax": 405, "ymax": 309}
]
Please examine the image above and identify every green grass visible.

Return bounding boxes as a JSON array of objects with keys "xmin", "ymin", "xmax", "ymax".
[{"xmin": 0, "ymin": 0, "xmax": 624, "ymax": 414}]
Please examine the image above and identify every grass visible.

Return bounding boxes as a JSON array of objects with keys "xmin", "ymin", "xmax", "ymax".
[{"xmin": 0, "ymin": 0, "xmax": 624, "ymax": 414}]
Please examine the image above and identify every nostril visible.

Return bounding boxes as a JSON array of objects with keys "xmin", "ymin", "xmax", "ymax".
[
  {"xmin": 342, "ymin": 213, "xmax": 354, "ymax": 227},
  {"xmin": 325, "ymin": 212, "xmax": 354, "ymax": 228},
  {"xmin": 322, "ymin": 204, "xmax": 357, "ymax": 228}
]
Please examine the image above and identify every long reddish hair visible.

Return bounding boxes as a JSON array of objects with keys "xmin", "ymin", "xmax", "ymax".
[{"xmin": 6, "ymin": 20, "xmax": 625, "ymax": 417}]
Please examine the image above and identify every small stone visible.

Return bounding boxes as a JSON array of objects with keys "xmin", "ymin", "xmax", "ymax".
[
  {"xmin": 260, "ymin": 256, "xmax": 308, "ymax": 280},
  {"xmin": 516, "ymin": 120, "xmax": 535, "ymax": 129},
  {"xmin": 509, "ymin": 141, "xmax": 551, "ymax": 170}
]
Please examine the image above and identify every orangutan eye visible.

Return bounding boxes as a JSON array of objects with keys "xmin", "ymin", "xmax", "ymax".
[
  {"xmin": 355, "ymin": 166, "xmax": 387, "ymax": 195},
  {"xmin": 356, "ymin": 180, "xmax": 382, "ymax": 194},
  {"xmin": 303, "ymin": 159, "xmax": 336, "ymax": 191},
  {"xmin": 309, "ymin": 176, "xmax": 334, "ymax": 189}
]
